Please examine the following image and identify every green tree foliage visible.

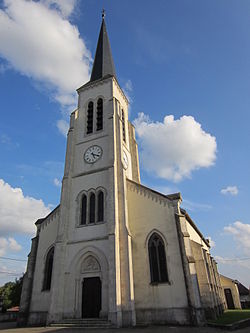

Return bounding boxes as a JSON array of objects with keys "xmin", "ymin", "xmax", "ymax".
[{"xmin": 0, "ymin": 276, "xmax": 23, "ymax": 312}]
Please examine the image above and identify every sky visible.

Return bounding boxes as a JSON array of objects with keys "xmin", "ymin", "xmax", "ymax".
[{"xmin": 0, "ymin": 0, "xmax": 250, "ymax": 288}]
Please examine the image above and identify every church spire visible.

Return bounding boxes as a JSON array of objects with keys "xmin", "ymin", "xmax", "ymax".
[{"xmin": 90, "ymin": 11, "xmax": 116, "ymax": 82}]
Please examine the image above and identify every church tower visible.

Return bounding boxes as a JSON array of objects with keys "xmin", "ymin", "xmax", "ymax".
[
  {"xmin": 47, "ymin": 12, "xmax": 139, "ymax": 327},
  {"xmin": 19, "ymin": 12, "xmax": 225, "ymax": 329}
]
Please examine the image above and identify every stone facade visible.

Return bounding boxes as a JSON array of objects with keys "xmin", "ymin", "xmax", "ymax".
[{"xmin": 19, "ymin": 16, "xmax": 224, "ymax": 328}]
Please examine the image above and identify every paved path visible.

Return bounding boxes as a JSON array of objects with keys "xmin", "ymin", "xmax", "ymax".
[{"xmin": 0, "ymin": 323, "xmax": 250, "ymax": 333}]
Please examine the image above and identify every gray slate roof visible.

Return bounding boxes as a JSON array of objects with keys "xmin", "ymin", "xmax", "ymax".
[{"xmin": 90, "ymin": 17, "xmax": 116, "ymax": 82}]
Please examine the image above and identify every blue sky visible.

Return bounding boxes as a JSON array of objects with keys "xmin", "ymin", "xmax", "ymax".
[{"xmin": 0, "ymin": 0, "xmax": 250, "ymax": 287}]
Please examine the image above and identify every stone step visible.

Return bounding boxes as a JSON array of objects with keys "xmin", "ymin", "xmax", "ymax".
[
  {"xmin": 62, "ymin": 318, "xmax": 109, "ymax": 323},
  {"xmin": 50, "ymin": 318, "xmax": 113, "ymax": 328}
]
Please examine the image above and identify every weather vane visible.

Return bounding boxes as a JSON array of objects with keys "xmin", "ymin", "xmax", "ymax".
[{"xmin": 102, "ymin": 8, "xmax": 105, "ymax": 19}]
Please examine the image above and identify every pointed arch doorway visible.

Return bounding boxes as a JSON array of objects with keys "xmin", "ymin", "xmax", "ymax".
[
  {"xmin": 81, "ymin": 255, "xmax": 102, "ymax": 318},
  {"xmin": 82, "ymin": 277, "xmax": 101, "ymax": 318}
]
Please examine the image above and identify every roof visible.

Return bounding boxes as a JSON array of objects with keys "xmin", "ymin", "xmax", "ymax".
[
  {"xmin": 235, "ymin": 280, "xmax": 250, "ymax": 295},
  {"xmin": 35, "ymin": 204, "xmax": 60, "ymax": 225},
  {"xmin": 220, "ymin": 274, "xmax": 238, "ymax": 284},
  {"xmin": 180, "ymin": 208, "xmax": 210, "ymax": 248},
  {"xmin": 127, "ymin": 178, "xmax": 182, "ymax": 201},
  {"xmin": 90, "ymin": 15, "xmax": 116, "ymax": 82}
]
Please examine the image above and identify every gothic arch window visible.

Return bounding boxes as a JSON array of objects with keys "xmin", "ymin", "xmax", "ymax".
[
  {"xmin": 87, "ymin": 101, "xmax": 94, "ymax": 134},
  {"xmin": 43, "ymin": 247, "xmax": 54, "ymax": 291},
  {"xmin": 97, "ymin": 190, "xmax": 104, "ymax": 222},
  {"xmin": 96, "ymin": 98, "xmax": 103, "ymax": 131},
  {"xmin": 89, "ymin": 192, "xmax": 95, "ymax": 224},
  {"xmin": 77, "ymin": 188, "xmax": 106, "ymax": 226},
  {"xmin": 122, "ymin": 110, "xmax": 126, "ymax": 142},
  {"xmin": 80, "ymin": 194, "xmax": 87, "ymax": 225},
  {"xmin": 148, "ymin": 233, "xmax": 168, "ymax": 283}
]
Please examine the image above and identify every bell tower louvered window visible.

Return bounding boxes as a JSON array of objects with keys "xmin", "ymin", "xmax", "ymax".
[
  {"xmin": 122, "ymin": 110, "xmax": 126, "ymax": 142},
  {"xmin": 80, "ymin": 194, "xmax": 87, "ymax": 225},
  {"xmin": 148, "ymin": 233, "xmax": 168, "ymax": 283},
  {"xmin": 96, "ymin": 98, "xmax": 103, "ymax": 131},
  {"xmin": 87, "ymin": 101, "xmax": 94, "ymax": 134},
  {"xmin": 89, "ymin": 193, "xmax": 95, "ymax": 224},
  {"xmin": 43, "ymin": 247, "xmax": 54, "ymax": 291}
]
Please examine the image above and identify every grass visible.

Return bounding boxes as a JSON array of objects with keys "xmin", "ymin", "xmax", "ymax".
[{"xmin": 209, "ymin": 309, "xmax": 250, "ymax": 325}]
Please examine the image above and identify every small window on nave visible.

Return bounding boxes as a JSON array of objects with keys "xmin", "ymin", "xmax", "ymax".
[
  {"xmin": 96, "ymin": 98, "xmax": 103, "ymax": 131},
  {"xmin": 148, "ymin": 233, "xmax": 169, "ymax": 284},
  {"xmin": 42, "ymin": 247, "xmax": 54, "ymax": 291},
  {"xmin": 87, "ymin": 101, "xmax": 94, "ymax": 134}
]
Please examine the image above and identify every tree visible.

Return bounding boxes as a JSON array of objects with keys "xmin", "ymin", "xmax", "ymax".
[{"xmin": 0, "ymin": 276, "xmax": 23, "ymax": 312}]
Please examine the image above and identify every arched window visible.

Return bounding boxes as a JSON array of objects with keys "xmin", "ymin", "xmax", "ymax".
[
  {"xmin": 80, "ymin": 194, "xmax": 87, "ymax": 225},
  {"xmin": 148, "ymin": 233, "xmax": 168, "ymax": 283},
  {"xmin": 96, "ymin": 98, "xmax": 103, "ymax": 131},
  {"xmin": 87, "ymin": 101, "xmax": 94, "ymax": 134},
  {"xmin": 89, "ymin": 193, "xmax": 95, "ymax": 223},
  {"xmin": 97, "ymin": 191, "xmax": 104, "ymax": 222},
  {"xmin": 43, "ymin": 247, "xmax": 54, "ymax": 291},
  {"xmin": 122, "ymin": 110, "xmax": 126, "ymax": 142}
]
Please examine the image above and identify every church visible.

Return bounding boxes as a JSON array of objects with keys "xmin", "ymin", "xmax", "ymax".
[{"xmin": 19, "ymin": 14, "xmax": 225, "ymax": 328}]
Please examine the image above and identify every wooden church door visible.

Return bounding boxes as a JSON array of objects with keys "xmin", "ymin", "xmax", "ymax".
[{"xmin": 82, "ymin": 277, "xmax": 101, "ymax": 318}]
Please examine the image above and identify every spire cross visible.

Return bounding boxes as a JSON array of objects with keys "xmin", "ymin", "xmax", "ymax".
[{"xmin": 102, "ymin": 9, "xmax": 105, "ymax": 19}]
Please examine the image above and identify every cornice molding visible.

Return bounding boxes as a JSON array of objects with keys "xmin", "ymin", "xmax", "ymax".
[
  {"xmin": 36, "ymin": 205, "xmax": 60, "ymax": 231},
  {"xmin": 76, "ymin": 76, "xmax": 128, "ymax": 106},
  {"xmin": 127, "ymin": 179, "xmax": 172, "ymax": 208}
]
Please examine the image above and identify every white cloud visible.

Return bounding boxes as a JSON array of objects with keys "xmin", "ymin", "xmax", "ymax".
[
  {"xmin": 0, "ymin": 238, "xmax": 8, "ymax": 256},
  {"xmin": 57, "ymin": 119, "xmax": 69, "ymax": 137},
  {"xmin": 41, "ymin": 0, "xmax": 76, "ymax": 18},
  {"xmin": 0, "ymin": 133, "xmax": 19, "ymax": 148},
  {"xmin": 215, "ymin": 255, "xmax": 250, "ymax": 267},
  {"xmin": 215, "ymin": 255, "xmax": 250, "ymax": 287},
  {"xmin": 0, "ymin": 263, "xmax": 26, "ymax": 285},
  {"xmin": 0, "ymin": 134, "xmax": 11, "ymax": 144},
  {"xmin": 182, "ymin": 199, "xmax": 212, "ymax": 212},
  {"xmin": 221, "ymin": 186, "xmax": 238, "ymax": 196},
  {"xmin": 151, "ymin": 184, "xmax": 179, "ymax": 195},
  {"xmin": 133, "ymin": 113, "xmax": 217, "ymax": 182},
  {"xmin": 0, "ymin": 237, "xmax": 22, "ymax": 256},
  {"xmin": 53, "ymin": 177, "xmax": 61, "ymax": 187},
  {"xmin": 206, "ymin": 236, "xmax": 215, "ymax": 248},
  {"xmin": 0, "ymin": 62, "xmax": 11, "ymax": 73},
  {"xmin": 8, "ymin": 237, "xmax": 22, "ymax": 252},
  {"xmin": 224, "ymin": 221, "xmax": 250, "ymax": 255},
  {"xmin": 123, "ymin": 79, "xmax": 133, "ymax": 104},
  {"xmin": 0, "ymin": 0, "xmax": 91, "ymax": 124},
  {"xmin": 214, "ymin": 222, "xmax": 250, "ymax": 287},
  {"xmin": 0, "ymin": 179, "xmax": 51, "ymax": 235}
]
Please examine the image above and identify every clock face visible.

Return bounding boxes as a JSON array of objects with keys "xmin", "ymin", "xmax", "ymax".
[
  {"xmin": 84, "ymin": 145, "xmax": 102, "ymax": 164},
  {"xmin": 123, "ymin": 151, "xmax": 129, "ymax": 169}
]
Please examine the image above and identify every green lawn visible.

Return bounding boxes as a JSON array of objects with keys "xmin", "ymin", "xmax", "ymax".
[{"xmin": 209, "ymin": 309, "xmax": 250, "ymax": 325}]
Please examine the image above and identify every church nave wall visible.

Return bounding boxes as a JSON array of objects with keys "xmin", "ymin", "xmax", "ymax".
[
  {"xmin": 126, "ymin": 181, "xmax": 189, "ymax": 324},
  {"xmin": 29, "ymin": 209, "xmax": 59, "ymax": 316}
]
